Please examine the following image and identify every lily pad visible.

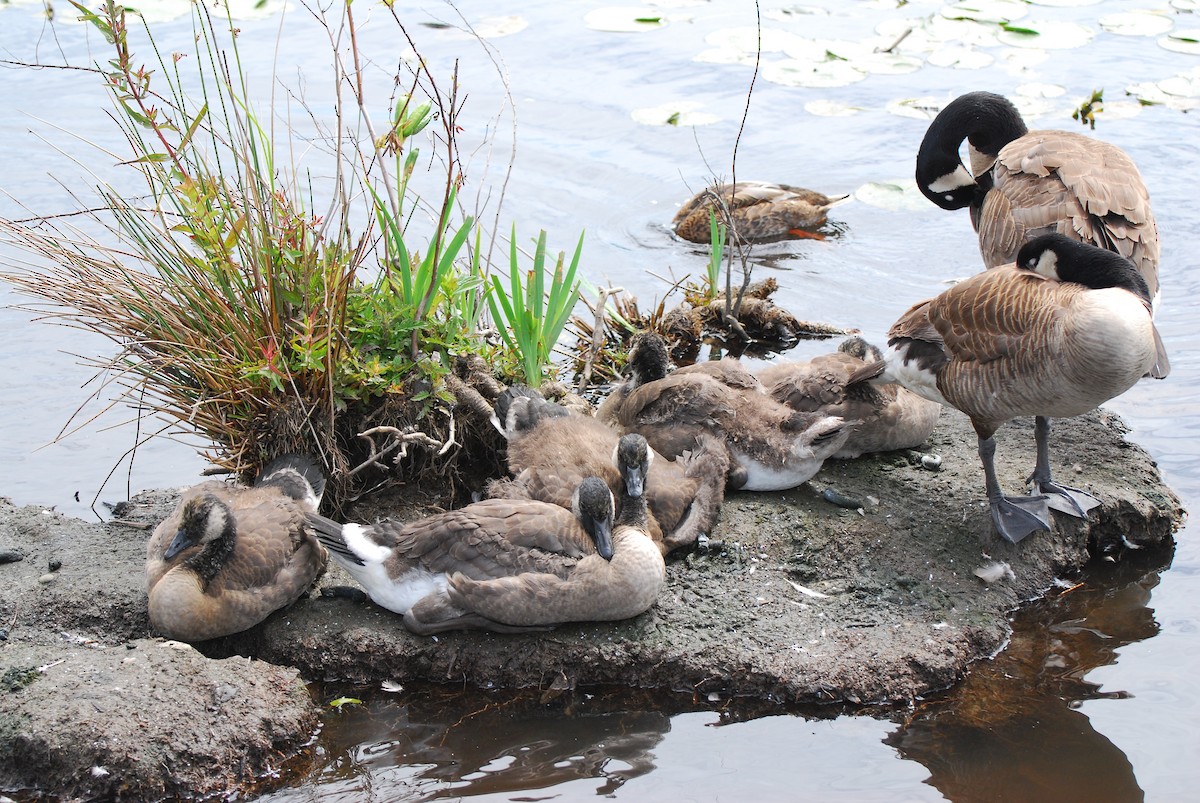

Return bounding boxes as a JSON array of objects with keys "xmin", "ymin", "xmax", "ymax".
[
  {"xmin": 1159, "ymin": 29, "xmax": 1200, "ymax": 55},
  {"xmin": 762, "ymin": 58, "xmax": 867, "ymax": 88},
  {"xmin": 1015, "ymin": 82, "xmax": 1066, "ymax": 98},
  {"xmin": 584, "ymin": 7, "xmax": 669, "ymax": 33},
  {"xmin": 631, "ymin": 102, "xmax": 720, "ymax": 127},
  {"xmin": 435, "ymin": 15, "xmax": 530, "ymax": 40},
  {"xmin": 1171, "ymin": 0, "xmax": 1200, "ymax": 10},
  {"xmin": 705, "ymin": 26, "xmax": 804, "ymax": 54},
  {"xmin": 926, "ymin": 46, "xmax": 995, "ymax": 69},
  {"xmin": 804, "ymin": 99, "xmax": 864, "ymax": 117},
  {"xmin": 941, "ymin": 0, "xmax": 1029, "ymax": 24},
  {"xmin": 854, "ymin": 180, "xmax": 930, "ymax": 212},
  {"xmin": 1026, "ymin": 0, "xmax": 1100, "ymax": 5},
  {"xmin": 997, "ymin": 20, "xmax": 1095, "ymax": 49},
  {"xmin": 694, "ymin": 47, "xmax": 759, "ymax": 66},
  {"xmin": 885, "ymin": 96, "xmax": 948, "ymax": 121},
  {"xmin": 1099, "ymin": 11, "xmax": 1174, "ymax": 37}
]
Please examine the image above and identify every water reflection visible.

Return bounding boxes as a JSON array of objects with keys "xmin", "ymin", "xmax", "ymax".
[
  {"xmin": 262, "ymin": 550, "xmax": 1174, "ymax": 802},
  {"xmin": 888, "ymin": 549, "xmax": 1173, "ymax": 803}
]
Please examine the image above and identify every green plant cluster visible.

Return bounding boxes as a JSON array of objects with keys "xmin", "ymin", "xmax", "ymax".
[{"xmin": 1, "ymin": 0, "xmax": 585, "ymax": 496}]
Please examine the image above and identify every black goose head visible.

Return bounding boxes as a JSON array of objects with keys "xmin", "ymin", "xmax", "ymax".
[
  {"xmin": 572, "ymin": 476, "xmax": 616, "ymax": 561},
  {"xmin": 916, "ymin": 91, "xmax": 1029, "ymax": 211},
  {"xmin": 1016, "ymin": 233, "xmax": 1152, "ymax": 303},
  {"xmin": 613, "ymin": 432, "xmax": 653, "ymax": 499},
  {"xmin": 627, "ymin": 332, "xmax": 672, "ymax": 387},
  {"xmin": 165, "ymin": 492, "xmax": 237, "ymax": 583}
]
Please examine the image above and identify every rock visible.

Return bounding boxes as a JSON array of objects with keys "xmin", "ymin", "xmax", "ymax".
[
  {"xmin": 0, "ymin": 407, "xmax": 1183, "ymax": 798},
  {"xmin": 0, "ymin": 639, "xmax": 318, "ymax": 800}
]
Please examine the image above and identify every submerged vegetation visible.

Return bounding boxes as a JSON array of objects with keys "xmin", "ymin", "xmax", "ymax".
[{"xmin": 0, "ymin": 1, "xmax": 590, "ymax": 505}]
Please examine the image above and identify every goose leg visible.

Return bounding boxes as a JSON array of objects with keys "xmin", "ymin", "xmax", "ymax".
[
  {"xmin": 1029, "ymin": 416, "xmax": 1101, "ymax": 518},
  {"xmin": 978, "ymin": 434, "xmax": 1051, "ymax": 543}
]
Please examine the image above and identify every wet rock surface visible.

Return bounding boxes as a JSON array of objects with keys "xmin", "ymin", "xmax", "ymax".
[{"xmin": 0, "ymin": 408, "xmax": 1183, "ymax": 799}]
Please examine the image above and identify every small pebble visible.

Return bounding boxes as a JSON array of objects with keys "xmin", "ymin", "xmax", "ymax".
[
  {"xmin": 0, "ymin": 550, "xmax": 24, "ymax": 564},
  {"xmin": 920, "ymin": 453, "xmax": 943, "ymax": 471},
  {"xmin": 48, "ymin": 558, "xmax": 62, "ymax": 572},
  {"xmin": 38, "ymin": 573, "xmax": 57, "ymax": 585}
]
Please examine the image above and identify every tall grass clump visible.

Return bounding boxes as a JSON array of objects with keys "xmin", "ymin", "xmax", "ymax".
[{"xmin": 0, "ymin": 1, "xmax": 586, "ymax": 505}]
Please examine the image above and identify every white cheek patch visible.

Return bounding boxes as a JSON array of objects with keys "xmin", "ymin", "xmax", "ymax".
[
  {"xmin": 1031, "ymin": 250, "xmax": 1060, "ymax": 280},
  {"xmin": 926, "ymin": 165, "xmax": 975, "ymax": 194}
]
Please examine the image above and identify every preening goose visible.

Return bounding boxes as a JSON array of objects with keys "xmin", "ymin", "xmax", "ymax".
[
  {"xmin": 492, "ymin": 387, "xmax": 728, "ymax": 555},
  {"xmin": 602, "ymin": 332, "xmax": 851, "ymax": 491},
  {"xmin": 671, "ymin": 181, "xmax": 850, "ymax": 243},
  {"xmin": 309, "ymin": 452, "xmax": 665, "ymax": 634},
  {"xmin": 145, "ymin": 454, "xmax": 328, "ymax": 642},
  {"xmin": 758, "ymin": 337, "xmax": 942, "ymax": 459},
  {"xmin": 859, "ymin": 234, "xmax": 1162, "ymax": 543},
  {"xmin": 916, "ymin": 90, "xmax": 1160, "ymax": 308}
]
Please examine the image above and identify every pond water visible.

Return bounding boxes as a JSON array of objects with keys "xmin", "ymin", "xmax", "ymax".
[{"xmin": 1, "ymin": 0, "xmax": 1198, "ymax": 800}]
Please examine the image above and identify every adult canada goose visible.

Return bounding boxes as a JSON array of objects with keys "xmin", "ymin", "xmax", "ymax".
[
  {"xmin": 672, "ymin": 181, "xmax": 850, "ymax": 243},
  {"xmin": 857, "ymin": 234, "xmax": 1162, "ymax": 543},
  {"xmin": 602, "ymin": 332, "xmax": 852, "ymax": 491},
  {"xmin": 309, "ymin": 458, "xmax": 665, "ymax": 634},
  {"xmin": 145, "ymin": 454, "xmax": 328, "ymax": 642},
  {"xmin": 915, "ymin": 90, "xmax": 1160, "ymax": 306},
  {"xmin": 758, "ymin": 337, "xmax": 942, "ymax": 459},
  {"xmin": 492, "ymin": 388, "xmax": 728, "ymax": 555}
]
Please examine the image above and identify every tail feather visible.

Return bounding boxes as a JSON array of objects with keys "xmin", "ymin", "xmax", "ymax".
[{"xmin": 303, "ymin": 512, "xmax": 365, "ymax": 566}]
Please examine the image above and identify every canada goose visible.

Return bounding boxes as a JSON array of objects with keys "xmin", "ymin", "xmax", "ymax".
[
  {"xmin": 145, "ymin": 454, "xmax": 328, "ymax": 642},
  {"xmin": 672, "ymin": 181, "xmax": 850, "ymax": 243},
  {"xmin": 758, "ymin": 337, "xmax": 942, "ymax": 459},
  {"xmin": 858, "ymin": 234, "xmax": 1161, "ymax": 543},
  {"xmin": 309, "ymin": 457, "xmax": 665, "ymax": 634},
  {"xmin": 492, "ymin": 387, "xmax": 728, "ymax": 555},
  {"xmin": 916, "ymin": 90, "xmax": 1160, "ymax": 306},
  {"xmin": 602, "ymin": 332, "xmax": 852, "ymax": 491}
]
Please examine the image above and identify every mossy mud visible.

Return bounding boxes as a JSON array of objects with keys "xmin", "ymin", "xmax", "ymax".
[{"xmin": 0, "ymin": 407, "xmax": 1183, "ymax": 800}]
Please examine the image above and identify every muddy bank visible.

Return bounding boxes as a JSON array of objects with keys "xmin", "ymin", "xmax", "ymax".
[{"xmin": 0, "ymin": 407, "xmax": 1183, "ymax": 800}]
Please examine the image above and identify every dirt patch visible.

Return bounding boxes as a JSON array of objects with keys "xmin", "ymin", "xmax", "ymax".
[{"xmin": 0, "ymin": 407, "xmax": 1183, "ymax": 800}]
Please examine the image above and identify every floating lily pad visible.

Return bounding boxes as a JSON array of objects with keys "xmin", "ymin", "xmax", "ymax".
[
  {"xmin": 763, "ymin": 5, "xmax": 831, "ymax": 22},
  {"xmin": 1099, "ymin": 11, "xmax": 1174, "ymax": 37},
  {"xmin": 631, "ymin": 102, "xmax": 720, "ymax": 127},
  {"xmin": 584, "ymin": 7, "xmax": 668, "ymax": 32},
  {"xmin": 941, "ymin": 0, "xmax": 1029, "ymax": 24},
  {"xmin": 1083, "ymin": 101, "xmax": 1143, "ymax": 120},
  {"xmin": 762, "ymin": 58, "xmax": 867, "ymax": 88},
  {"xmin": 885, "ymin": 96, "xmax": 948, "ymax": 121},
  {"xmin": 434, "ymin": 15, "xmax": 529, "ymax": 40},
  {"xmin": 1159, "ymin": 29, "xmax": 1200, "ymax": 55},
  {"xmin": 926, "ymin": 46, "xmax": 995, "ymax": 69},
  {"xmin": 694, "ymin": 47, "xmax": 759, "ymax": 66},
  {"xmin": 1170, "ymin": 0, "xmax": 1200, "ymax": 10},
  {"xmin": 1015, "ymin": 82, "xmax": 1066, "ymax": 98},
  {"xmin": 997, "ymin": 20, "xmax": 1095, "ymax": 49},
  {"xmin": 705, "ymin": 26, "xmax": 803, "ymax": 54},
  {"xmin": 804, "ymin": 99, "xmax": 864, "ymax": 117},
  {"xmin": 854, "ymin": 180, "xmax": 930, "ymax": 212},
  {"xmin": 1026, "ymin": 0, "xmax": 1101, "ymax": 5}
]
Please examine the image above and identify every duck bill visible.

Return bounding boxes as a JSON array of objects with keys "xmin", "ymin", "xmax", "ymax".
[
  {"xmin": 591, "ymin": 519, "xmax": 614, "ymax": 561},
  {"xmin": 163, "ymin": 528, "xmax": 193, "ymax": 560}
]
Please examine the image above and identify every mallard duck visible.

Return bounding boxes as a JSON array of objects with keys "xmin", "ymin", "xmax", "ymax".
[
  {"xmin": 857, "ymin": 234, "xmax": 1162, "ymax": 543},
  {"xmin": 145, "ymin": 454, "xmax": 328, "ymax": 642},
  {"xmin": 916, "ymin": 90, "xmax": 1160, "ymax": 306},
  {"xmin": 492, "ymin": 387, "xmax": 728, "ymax": 555},
  {"xmin": 671, "ymin": 181, "xmax": 850, "ymax": 243},
  {"xmin": 758, "ymin": 337, "xmax": 942, "ymax": 459},
  {"xmin": 308, "ymin": 450, "xmax": 665, "ymax": 634},
  {"xmin": 602, "ymin": 332, "xmax": 851, "ymax": 491}
]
